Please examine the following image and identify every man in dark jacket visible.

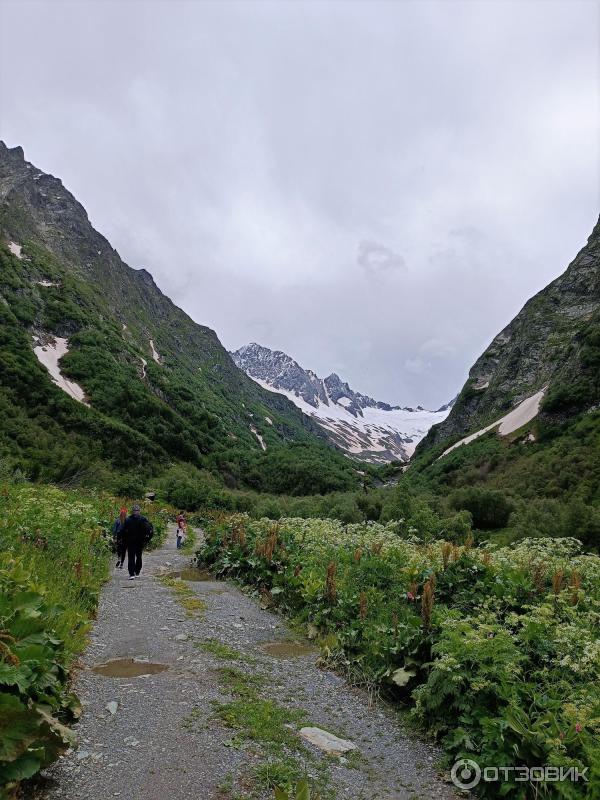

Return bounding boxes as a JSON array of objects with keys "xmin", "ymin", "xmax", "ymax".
[{"xmin": 121, "ymin": 505, "xmax": 154, "ymax": 579}]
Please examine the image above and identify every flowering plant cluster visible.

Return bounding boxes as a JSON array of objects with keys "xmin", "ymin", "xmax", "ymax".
[{"xmin": 200, "ymin": 516, "xmax": 600, "ymax": 798}]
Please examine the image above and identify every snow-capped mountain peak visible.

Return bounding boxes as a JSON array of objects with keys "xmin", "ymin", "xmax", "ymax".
[{"xmin": 231, "ymin": 343, "xmax": 452, "ymax": 463}]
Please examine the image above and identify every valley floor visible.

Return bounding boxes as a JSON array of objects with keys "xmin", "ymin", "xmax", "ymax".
[{"xmin": 32, "ymin": 528, "xmax": 456, "ymax": 800}]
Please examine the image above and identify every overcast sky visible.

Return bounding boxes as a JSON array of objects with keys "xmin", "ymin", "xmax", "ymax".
[{"xmin": 1, "ymin": 0, "xmax": 599, "ymax": 407}]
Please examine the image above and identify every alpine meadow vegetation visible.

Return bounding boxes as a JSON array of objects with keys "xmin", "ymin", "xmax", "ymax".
[{"xmin": 199, "ymin": 515, "xmax": 600, "ymax": 798}]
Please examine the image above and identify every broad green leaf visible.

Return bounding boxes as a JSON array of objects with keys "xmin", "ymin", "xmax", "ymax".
[
  {"xmin": 0, "ymin": 663, "xmax": 30, "ymax": 693},
  {"xmin": 391, "ymin": 666, "xmax": 417, "ymax": 687},
  {"xmin": 0, "ymin": 752, "xmax": 43, "ymax": 782},
  {"xmin": 37, "ymin": 706, "xmax": 77, "ymax": 750},
  {"xmin": 11, "ymin": 591, "xmax": 43, "ymax": 612},
  {"xmin": 0, "ymin": 695, "xmax": 43, "ymax": 762},
  {"xmin": 296, "ymin": 779, "xmax": 310, "ymax": 800}
]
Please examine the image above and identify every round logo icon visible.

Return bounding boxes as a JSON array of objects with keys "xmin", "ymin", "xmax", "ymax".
[{"xmin": 451, "ymin": 758, "xmax": 482, "ymax": 790}]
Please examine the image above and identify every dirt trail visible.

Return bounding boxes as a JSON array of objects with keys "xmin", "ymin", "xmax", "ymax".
[{"xmin": 36, "ymin": 527, "xmax": 457, "ymax": 800}]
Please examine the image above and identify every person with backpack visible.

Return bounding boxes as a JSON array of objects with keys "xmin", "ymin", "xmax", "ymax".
[
  {"xmin": 120, "ymin": 504, "xmax": 154, "ymax": 579},
  {"xmin": 112, "ymin": 507, "xmax": 128, "ymax": 568}
]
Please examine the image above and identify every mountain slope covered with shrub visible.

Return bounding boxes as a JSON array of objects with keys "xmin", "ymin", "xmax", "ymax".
[
  {"xmin": 409, "ymin": 216, "xmax": 600, "ymax": 547},
  {"xmin": 0, "ymin": 142, "xmax": 358, "ymax": 495}
]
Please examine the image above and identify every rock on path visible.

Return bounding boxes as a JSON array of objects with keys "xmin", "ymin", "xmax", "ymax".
[{"xmin": 34, "ymin": 527, "xmax": 457, "ymax": 800}]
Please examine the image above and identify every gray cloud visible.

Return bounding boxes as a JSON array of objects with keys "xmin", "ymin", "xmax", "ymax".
[
  {"xmin": 357, "ymin": 240, "xmax": 406, "ymax": 275},
  {"xmin": 0, "ymin": 0, "xmax": 598, "ymax": 407}
]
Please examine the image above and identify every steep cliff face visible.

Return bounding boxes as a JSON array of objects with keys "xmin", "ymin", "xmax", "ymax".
[
  {"xmin": 420, "ymin": 215, "xmax": 600, "ymax": 451},
  {"xmin": 0, "ymin": 142, "xmax": 356, "ymax": 493}
]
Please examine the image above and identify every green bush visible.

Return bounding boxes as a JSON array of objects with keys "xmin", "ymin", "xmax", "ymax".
[
  {"xmin": 112, "ymin": 473, "xmax": 147, "ymax": 499},
  {"xmin": 355, "ymin": 493, "xmax": 383, "ymax": 521},
  {"xmin": 449, "ymin": 487, "xmax": 514, "ymax": 530}
]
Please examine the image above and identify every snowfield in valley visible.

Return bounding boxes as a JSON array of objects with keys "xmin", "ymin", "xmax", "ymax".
[
  {"xmin": 250, "ymin": 376, "xmax": 450, "ymax": 462},
  {"xmin": 232, "ymin": 343, "xmax": 452, "ymax": 463}
]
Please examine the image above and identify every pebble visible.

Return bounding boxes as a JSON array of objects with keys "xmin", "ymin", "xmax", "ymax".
[{"xmin": 123, "ymin": 737, "xmax": 140, "ymax": 747}]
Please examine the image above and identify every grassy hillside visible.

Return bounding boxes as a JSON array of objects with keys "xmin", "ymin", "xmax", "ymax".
[{"xmin": 0, "ymin": 143, "xmax": 358, "ymax": 496}]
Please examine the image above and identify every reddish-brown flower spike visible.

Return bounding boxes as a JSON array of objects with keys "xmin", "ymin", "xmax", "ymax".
[
  {"xmin": 359, "ymin": 591, "xmax": 368, "ymax": 621},
  {"xmin": 325, "ymin": 561, "xmax": 337, "ymax": 603}
]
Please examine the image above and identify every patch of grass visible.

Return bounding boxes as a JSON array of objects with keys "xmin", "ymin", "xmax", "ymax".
[
  {"xmin": 215, "ymin": 696, "xmax": 305, "ymax": 753},
  {"xmin": 216, "ymin": 772, "xmax": 250, "ymax": 799},
  {"xmin": 211, "ymin": 650, "xmax": 333, "ymax": 799},
  {"xmin": 337, "ymin": 748, "xmax": 365, "ymax": 771},
  {"xmin": 254, "ymin": 758, "xmax": 306, "ymax": 791},
  {"xmin": 182, "ymin": 706, "xmax": 201, "ymax": 730},
  {"xmin": 216, "ymin": 666, "xmax": 265, "ymax": 697},
  {"xmin": 159, "ymin": 575, "xmax": 206, "ymax": 617},
  {"xmin": 180, "ymin": 595, "xmax": 206, "ymax": 615},
  {"xmin": 196, "ymin": 638, "xmax": 243, "ymax": 661}
]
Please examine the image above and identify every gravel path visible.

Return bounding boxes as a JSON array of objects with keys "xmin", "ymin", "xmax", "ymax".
[{"xmin": 35, "ymin": 527, "xmax": 457, "ymax": 800}]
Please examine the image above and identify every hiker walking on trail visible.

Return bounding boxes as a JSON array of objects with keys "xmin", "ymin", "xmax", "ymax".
[
  {"xmin": 121, "ymin": 504, "xmax": 153, "ymax": 579},
  {"xmin": 176, "ymin": 511, "xmax": 186, "ymax": 549},
  {"xmin": 112, "ymin": 507, "xmax": 128, "ymax": 568}
]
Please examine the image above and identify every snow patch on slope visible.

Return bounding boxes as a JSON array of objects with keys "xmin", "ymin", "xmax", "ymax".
[
  {"xmin": 440, "ymin": 388, "xmax": 546, "ymax": 458},
  {"xmin": 149, "ymin": 339, "xmax": 161, "ymax": 364},
  {"xmin": 33, "ymin": 336, "xmax": 89, "ymax": 405},
  {"xmin": 8, "ymin": 241, "xmax": 23, "ymax": 258},
  {"xmin": 250, "ymin": 425, "xmax": 267, "ymax": 450}
]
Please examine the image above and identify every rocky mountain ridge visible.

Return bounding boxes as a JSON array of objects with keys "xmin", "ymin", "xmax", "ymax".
[{"xmin": 232, "ymin": 343, "xmax": 451, "ymax": 462}]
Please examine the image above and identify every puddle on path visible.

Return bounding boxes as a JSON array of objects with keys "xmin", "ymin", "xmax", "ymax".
[
  {"xmin": 90, "ymin": 658, "xmax": 169, "ymax": 678},
  {"xmin": 261, "ymin": 641, "xmax": 315, "ymax": 658},
  {"xmin": 166, "ymin": 568, "xmax": 213, "ymax": 582}
]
